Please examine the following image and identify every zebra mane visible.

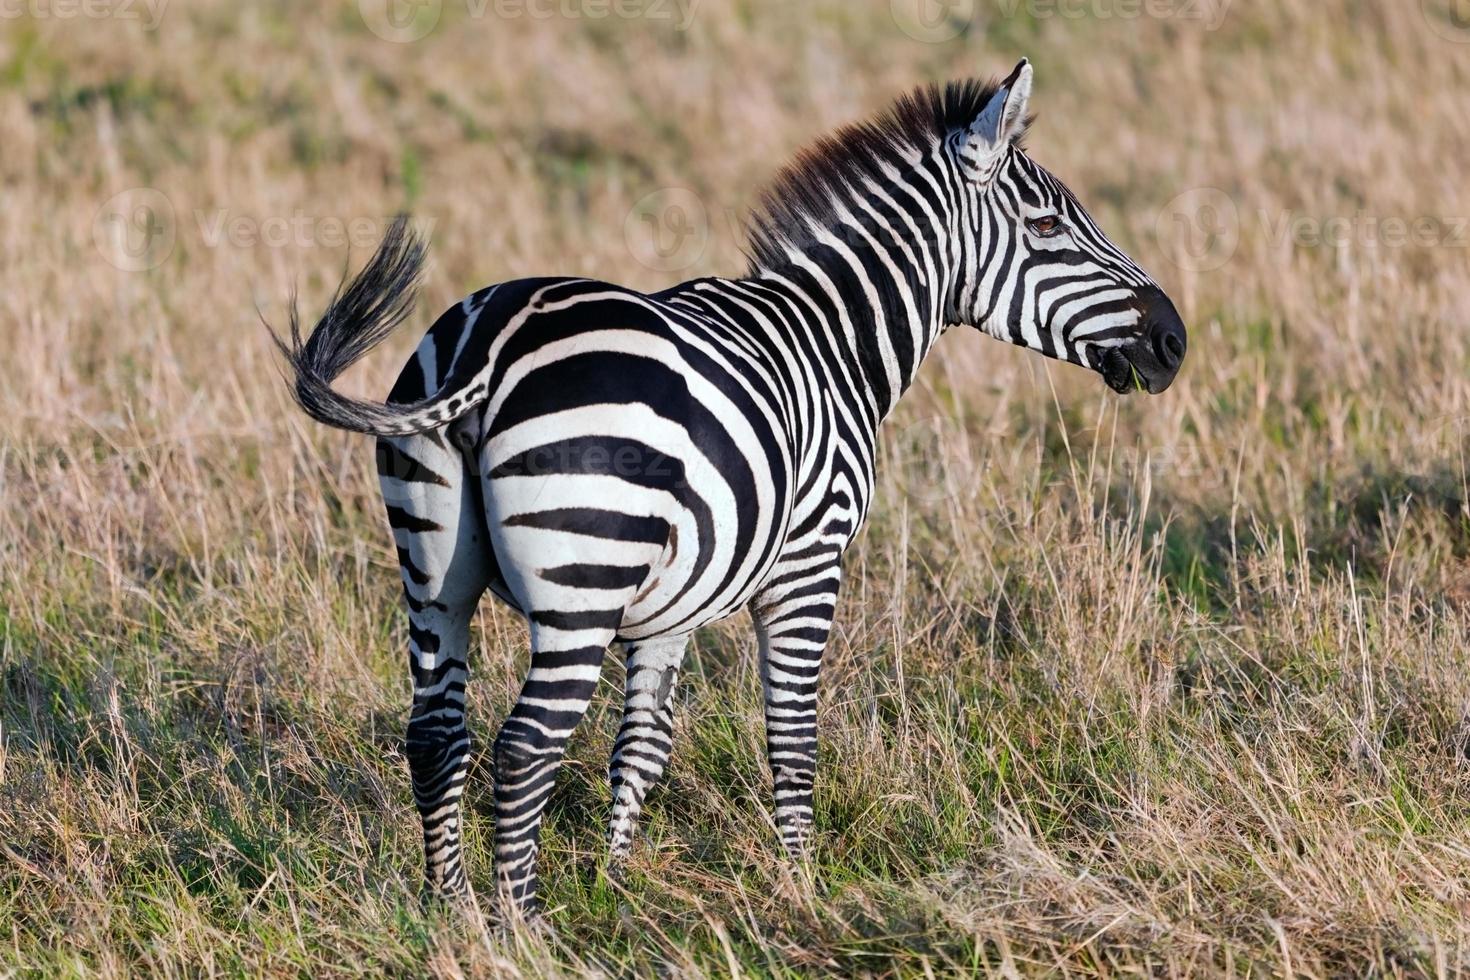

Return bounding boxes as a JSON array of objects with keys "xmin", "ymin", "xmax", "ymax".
[{"xmin": 745, "ymin": 77, "xmax": 1029, "ymax": 272}]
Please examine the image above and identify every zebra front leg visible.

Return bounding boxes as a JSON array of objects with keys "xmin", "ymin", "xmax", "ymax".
[
  {"xmin": 492, "ymin": 618, "xmax": 617, "ymax": 914},
  {"xmin": 607, "ymin": 635, "xmax": 688, "ymax": 865},
  {"xmin": 754, "ymin": 568, "xmax": 839, "ymax": 856}
]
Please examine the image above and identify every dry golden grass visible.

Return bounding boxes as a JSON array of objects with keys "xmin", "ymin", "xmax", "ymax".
[{"xmin": 4, "ymin": 0, "xmax": 1470, "ymax": 975}]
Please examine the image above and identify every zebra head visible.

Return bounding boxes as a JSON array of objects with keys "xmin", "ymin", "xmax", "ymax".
[{"xmin": 950, "ymin": 59, "xmax": 1187, "ymax": 394}]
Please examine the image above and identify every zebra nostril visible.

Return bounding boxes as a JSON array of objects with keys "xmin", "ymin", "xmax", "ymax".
[
  {"xmin": 1151, "ymin": 321, "xmax": 1186, "ymax": 370},
  {"xmin": 1137, "ymin": 286, "xmax": 1187, "ymax": 374},
  {"xmin": 1162, "ymin": 331, "xmax": 1185, "ymax": 361}
]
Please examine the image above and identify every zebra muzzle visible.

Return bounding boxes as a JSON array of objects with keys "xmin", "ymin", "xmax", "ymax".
[{"xmin": 1102, "ymin": 288, "xmax": 1187, "ymax": 395}]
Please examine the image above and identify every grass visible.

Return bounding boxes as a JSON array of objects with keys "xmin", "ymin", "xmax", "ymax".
[{"xmin": 4, "ymin": 0, "xmax": 1470, "ymax": 975}]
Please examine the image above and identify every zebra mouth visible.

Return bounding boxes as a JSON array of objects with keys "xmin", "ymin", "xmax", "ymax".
[
  {"xmin": 1099, "ymin": 346, "xmax": 1145, "ymax": 394},
  {"xmin": 1098, "ymin": 343, "xmax": 1174, "ymax": 395}
]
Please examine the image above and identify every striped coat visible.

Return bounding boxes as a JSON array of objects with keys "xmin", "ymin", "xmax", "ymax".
[{"xmin": 277, "ymin": 58, "xmax": 1186, "ymax": 914}]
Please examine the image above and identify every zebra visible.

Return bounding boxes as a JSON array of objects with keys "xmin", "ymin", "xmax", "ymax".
[{"xmin": 274, "ymin": 58, "xmax": 1186, "ymax": 915}]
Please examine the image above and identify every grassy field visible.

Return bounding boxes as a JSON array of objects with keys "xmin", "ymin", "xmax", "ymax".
[{"xmin": 4, "ymin": 0, "xmax": 1470, "ymax": 975}]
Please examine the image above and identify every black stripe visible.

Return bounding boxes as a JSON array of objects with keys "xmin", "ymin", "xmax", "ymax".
[
  {"xmin": 376, "ymin": 440, "xmax": 449, "ymax": 486},
  {"xmin": 397, "ymin": 547, "xmax": 430, "ymax": 586},
  {"xmin": 386, "ymin": 505, "xmax": 443, "ymax": 533},
  {"xmin": 540, "ymin": 564, "xmax": 650, "ymax": 590},
  {"xmin": 503, "ymin": 508, "xmax": 669, "ymax": 544},
  {"xmin": 530, "ymin": 608, "xmax": 624, "ymax": 632}
]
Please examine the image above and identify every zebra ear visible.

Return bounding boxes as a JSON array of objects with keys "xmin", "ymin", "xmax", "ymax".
[{"xmin": 959, "ymin": 58, "xmax": 1033, "ymax": 181}]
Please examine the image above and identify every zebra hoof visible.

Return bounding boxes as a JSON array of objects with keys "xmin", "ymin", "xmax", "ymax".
[
  {"xmin": 602, "ymin": 857, "xmax": 630, "ymax": 886},
  {"xmin": 486, "ymin": 894, "xmax": 546, "ymax": 933},
  {"xmin": 419, "ymin": 883, "xmax": 481, "ymax": 918}
]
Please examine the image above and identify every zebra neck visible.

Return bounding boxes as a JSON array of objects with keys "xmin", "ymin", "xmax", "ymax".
[{"xmin": 745, "ymin": 234, "xmax": 952, "ymax": 430}]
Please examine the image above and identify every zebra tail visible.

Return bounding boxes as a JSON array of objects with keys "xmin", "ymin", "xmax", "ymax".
[{"xmin": 271, "ymin": 215, "xmax": 477, "ymax": 438}]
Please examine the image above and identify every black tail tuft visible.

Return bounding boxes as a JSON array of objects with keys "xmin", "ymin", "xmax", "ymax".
[{"xmin": 270, "ymin": 215, "xmax": 430, "ymax": 435}]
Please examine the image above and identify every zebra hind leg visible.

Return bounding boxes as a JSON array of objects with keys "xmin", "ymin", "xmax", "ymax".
[
  {"xmin": 405, "ymin": 600, "xmax": 481, "ymax": 903},
  {"xmin": 607, "ymin": 635, "xmax": 688, "ymax": 867},
  {"xmin": 379, "ymin": 429, "xmax": 492, "ymax": 906},
  {"xmin": 491, "ymin": 616, "xmax": 621, "ymax": 915}
]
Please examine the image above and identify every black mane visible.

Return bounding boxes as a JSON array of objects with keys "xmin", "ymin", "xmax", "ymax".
[{"xmin": 745, "ymin": 77, "xmax": 1027, "ymax": 272}]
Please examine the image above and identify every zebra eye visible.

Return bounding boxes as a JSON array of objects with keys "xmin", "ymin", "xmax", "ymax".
[{"xmin": 1027, "ymin": 215, "xmax": 1063, "ymax": 238}]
